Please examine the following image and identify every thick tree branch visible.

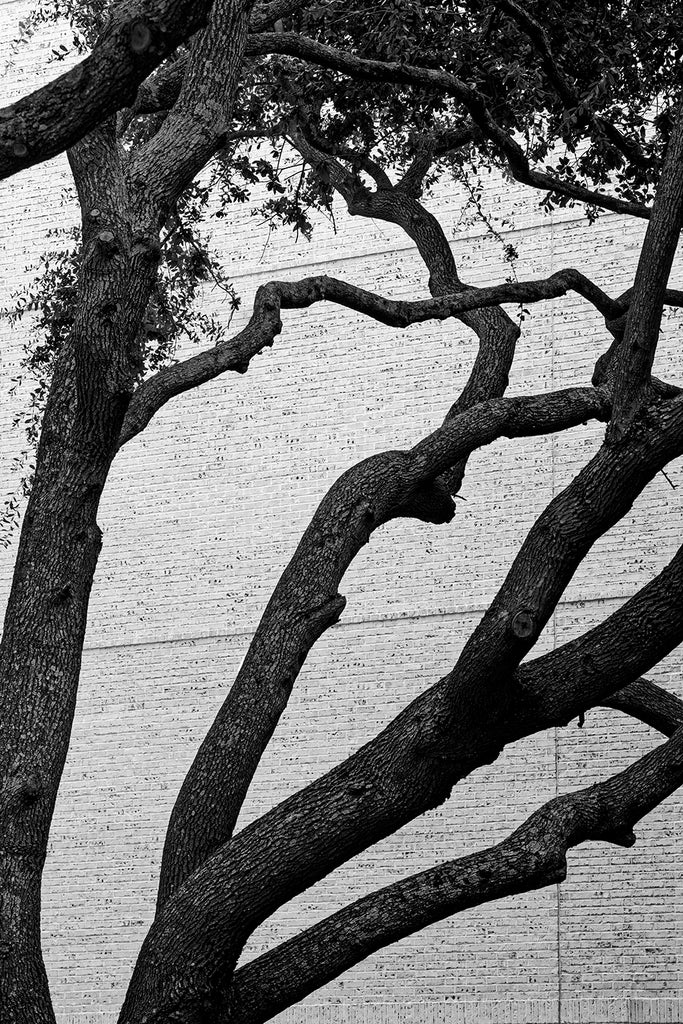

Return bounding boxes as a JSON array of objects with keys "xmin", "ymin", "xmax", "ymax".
[
  {"xmin": 0, "ymin": 0, "xmax": 218, "ymax": 181},
  {"xmin": 156, "ymin": 383, "xmax": 610, "ymax": 909},
  {"xmin": 120, "ymin": 269, "xmax": 619, "ymax": 448},
  {"xmin": 128, "ymin": 534, "xmax": 683, "ymax": 1024},
  {"xmin": 0, "ymin": 121, "xmax": 147, "ymax": 1024},
  {"xmin": 517, "ymin": 552, "xmax": 683, "ymax": 736},
  {"xmin": 229, "ymin": 725, "xmax": 683, "ymax": 1024},
  {"xmin": 143, "ymin": 126, "xmax": 680, "ymax": 921},
  {"xmin": 608, "ymin": 105, "xmax": 683, "ymax": 437},
  {"xmin": 247, "ymin": 32, "xmax": 650, "ymax": 220}
]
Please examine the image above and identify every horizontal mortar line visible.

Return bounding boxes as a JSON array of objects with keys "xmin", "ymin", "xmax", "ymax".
[
  {"xmin": 0, "ymin": 187, "xmax": 625, "ymax": 296},
  {"xmin": 0, "ymin": 204, "xmax": 621, "ymax": 325},
  {"xmin": 81, "ymin": 591, "xmax": 621, "ymax": 655},
  {"xmin": 213, "ymin": 208, "xmax": 623, "ymax": 289}
]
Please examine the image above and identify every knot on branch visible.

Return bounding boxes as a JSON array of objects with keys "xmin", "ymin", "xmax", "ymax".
[
  {"xmin": 3, "ymin": 768, "xmax": 44, "ymax": 810},
  {"xmin": 508, "ymin": 608, "xmax": 537, "ymax": 640},
  {"xmin": 67, "ymin": 64, "xmax": 86, "ymax": 87},
  {"xmin": 254, "ymin": 285, "xmax": 282, "ymax": 322},
  {"xmin": 96, "ymin": 230, "xmax": 119, "ymax": 256},
  {"xmin": 53, "ymin": 582, "xmax": 73, "ymax": 605},
  {"xmin": 129, "ymin": 20, "xmax": 154, "ymax": 54},
  {"xmin": 304, "ymin": 593, "xmax": 346, "ymax": 635},
  {"xmin": 131, "ymin": 235, "xmax": 161, "ymax": 263}
]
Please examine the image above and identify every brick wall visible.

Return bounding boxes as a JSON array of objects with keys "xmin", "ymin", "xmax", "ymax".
[{"xmin": 1, "ymin": 4, "xmax": 682, "ymax": 1022}]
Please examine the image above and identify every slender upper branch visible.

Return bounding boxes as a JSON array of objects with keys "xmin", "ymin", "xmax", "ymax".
[
  {"xmin": 608, "ymin": 104, "xmax": 683, "ymax": 437},
  {"xmin": 246, "ymin": 31, "xmax": 650, "ymax": 220},
  {"xmin": 229, "ymin": 724, "xmax": 683, "ymax": 1024},
  {"xmin": 498, "ymin": 0, "xmax": 648, "ymax": 170}
]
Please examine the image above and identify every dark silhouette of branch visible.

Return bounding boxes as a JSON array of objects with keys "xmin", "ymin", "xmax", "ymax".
[
  {"xmin": 120, "ymin": 392, "xmax": 683, "ymax": 1020},
  {"xmin": 228, "ymin": 724, "xmax": 683, "ymax": 1024},
  {"xmin": 602, "ymin": 677, "xmax": 683, "ymax": 736},
  {"xmin": 608, "ymin": 105, "xmax": 683, "ymax": 437}
]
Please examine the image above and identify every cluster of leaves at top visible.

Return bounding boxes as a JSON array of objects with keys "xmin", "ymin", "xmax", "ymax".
[
  {"xmin": 1, "ymin": 0, "xmax": 681, "ymax": 542},
  {"xmin": 279, "ymin": 0, "xmax": 680, "ymax": 199}
]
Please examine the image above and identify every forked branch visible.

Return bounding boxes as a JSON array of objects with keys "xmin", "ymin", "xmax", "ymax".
[
  {"xmin": 156, "ymin": 383, "xmax": 610, "ymax": 908},
  {"xmin": 0, "ymin": 0, "xmax": 217, "ymax": 180}
]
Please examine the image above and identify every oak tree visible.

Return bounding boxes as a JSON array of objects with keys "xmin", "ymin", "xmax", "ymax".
[{"xmin": 1, "ymin": 1, "xmax": 683, "ymax": 1022}]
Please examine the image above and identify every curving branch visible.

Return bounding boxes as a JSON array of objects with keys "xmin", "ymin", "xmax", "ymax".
[
  {"xmin": 228, "ymin": 724, "xmax": 683, "ymax": 1024},
  {"xmin": 0, "ymin": 0, "xmax": 217, "ymax": 181},
  {"xmin": 119, "ymin": 269, "xmax": 622, "ymax": 448},
  {"xmin": 602, "ymin": 677, "xmax": 683, "ymax": 737},
  {"xmin": 155, "ymin": 383, "xmax": 610, "ymax": 908},
  {"xmin": 287, "ymin": 129, "xmax": 539, "ymax": 495},
  {"xmin": 246, "ymin": 31, "xmax": 650, "ymax": 220}
]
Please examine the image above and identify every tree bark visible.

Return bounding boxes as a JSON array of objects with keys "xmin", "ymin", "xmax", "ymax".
[{"xmin": 0, "ymin": 123, "xmax": 139, "ymax": 1024}]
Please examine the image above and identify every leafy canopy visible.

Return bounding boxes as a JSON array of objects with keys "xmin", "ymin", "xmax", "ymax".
[{"xmin": 2, "ymin": 0, "xmax": 680, "ymax": 540}]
